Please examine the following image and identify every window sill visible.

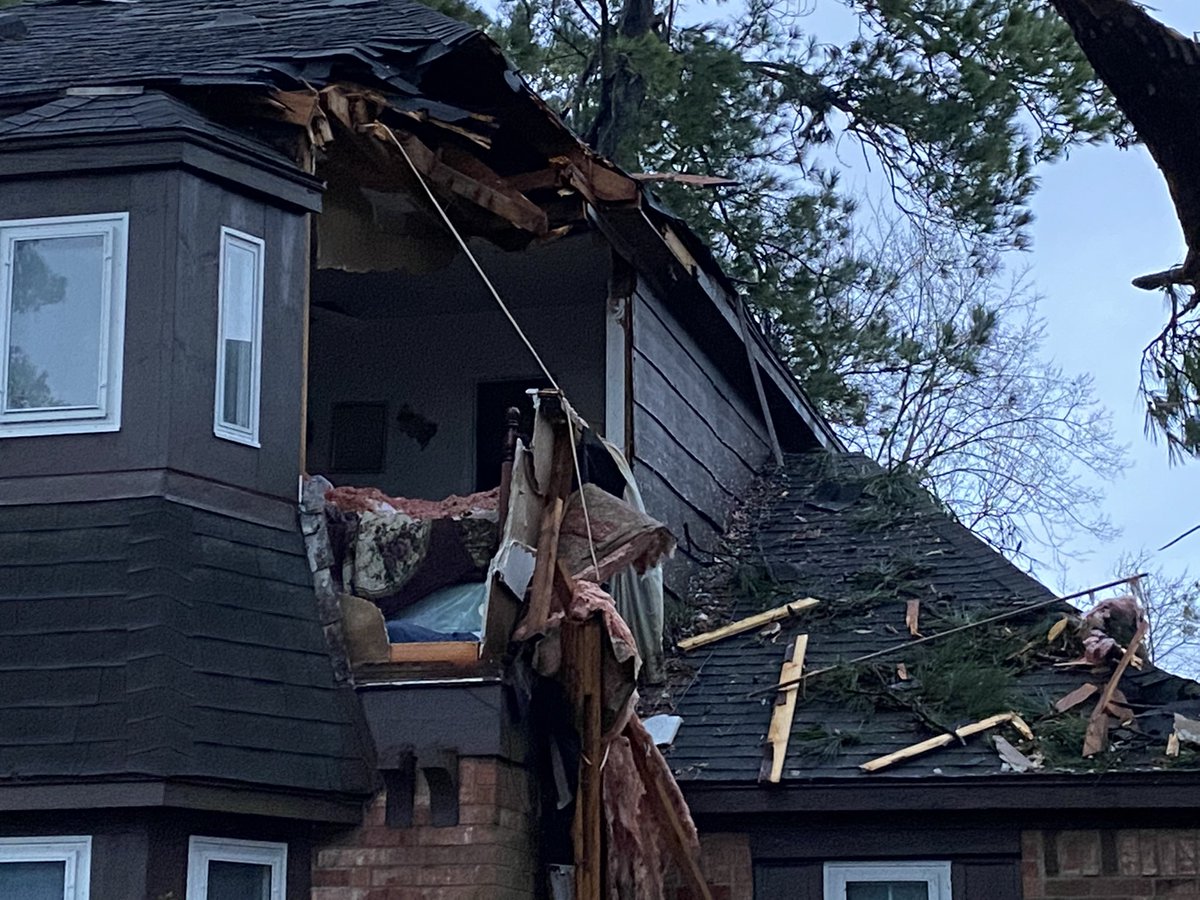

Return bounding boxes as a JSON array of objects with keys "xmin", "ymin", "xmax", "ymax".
[{"xmin": 387, "ymin": 641, "xmax": 480, "ymax": 665}]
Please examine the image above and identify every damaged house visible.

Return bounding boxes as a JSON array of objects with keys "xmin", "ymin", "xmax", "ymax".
[
  {"xmin": 4, "ymin": 0, "xmax": 1200, "ymax": 899},
  {"xmin": 0, "ymin": 0, "xmax": 832, "ymax": 898}
]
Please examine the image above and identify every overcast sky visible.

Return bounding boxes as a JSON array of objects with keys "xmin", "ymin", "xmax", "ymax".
[
  {"xmin": 1018, "ymin": 0, "xmax": 1200, "ymax": 592},
  {"xmin": 763, "ymin": 0, "xmax": 1200, "ymax": 594}
]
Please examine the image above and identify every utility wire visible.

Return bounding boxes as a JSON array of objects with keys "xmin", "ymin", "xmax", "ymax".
[{"xmin": 744, "ymin": 573, "xmax": 1148, "ymax": 700}]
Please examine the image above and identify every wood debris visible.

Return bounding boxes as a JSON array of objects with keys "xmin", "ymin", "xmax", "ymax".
[
  {"xmin": 630, "ymin": 172, "xmax": 740, "ymax": 188},
  {"xmin": 678, "ymin": 598, "xmax": 819, "ymax": 652},
  {"xmin": 1054, "ymin": 683, "xmax": 1099, "ymax": 713},
  {"xmin": 994, "ymin": 734, "xmax": 1040, "ymax": 772},
  {"xmin": 860, "ymin": 712, "xmax": 1033, "ymax": 773},
  {"xmin": 760, "ymin": 635, "xmax": 808, "ymax": 784},
  {"xmin": 1047, "ymin": 615, "xmax": 1070, "ymax": 643},
  {"xmin": 1168, "ymin": 712, "xmax": 1200, "ymax": 759},
  {"xmin": 1082, "ymin": 618, "xmax": 1148, "ymax": 757},
  {"xmin": 905, "ymin": 599, "xmax": 921, "ymax": 636}
]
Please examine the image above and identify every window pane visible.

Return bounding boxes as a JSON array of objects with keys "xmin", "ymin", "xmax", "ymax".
[
  {"xmin": 207, "ymin": 859, "xmax": 271, "ymax": 900},
  {"xmin": 7, "ymin": 235, "xmax": 105, "ymax": 411},
  {"xmin": 0, "ymin": 860, "xmax": 67, "ymax": 900},
  {"xmin": 847, "ymin": 882, "xmax": 930, "ymax": 900},
  {"xmin": 221, "ymin": 242, "xmax": 255, "ymax": 343},
  {"xmin": 222, "ymin": 338, "xmax": 253, "ymax": 428}
]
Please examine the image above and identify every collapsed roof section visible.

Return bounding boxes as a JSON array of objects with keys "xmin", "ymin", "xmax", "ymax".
[
  {"xmin": 0, "ymin": 0, "xmax": 839, "ymax": 450},
  {"xmin": 1051, "ymin": 0, "xmax": 1200, "ymax": 282}
]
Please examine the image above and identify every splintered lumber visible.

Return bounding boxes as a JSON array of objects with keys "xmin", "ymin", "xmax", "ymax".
[
  {"xmin": 678, "ymin": 599, "xmax": 819, "ymax": 652},
  {"xmin": 906, "ymin": 599, "xmax": 921, "ymax": 636},
  {"xmin": 1168, "ymin": 713, "xmax": 1200, "ymax": 758},
  {"xmin": 760, "ymin": 635, "xmax": 808, "ymax": 783},
  {"xmin": 515, "ymin": 418, "xmax": 574, "ymax": 639},
  {"xmin": 860, "ymin": 712, "xmax": 1033, "ymax": 773},
  {"xmin": 568, "ymin": 615, "xmax": 603, "ymax": 900},
  {"xmin": 1054, "ymin": 683, "xmax": 1099, "ymax": 713},
  {"xmin": 1082, "ymin": 619, "xmax": 1148, "ymax": 757}
]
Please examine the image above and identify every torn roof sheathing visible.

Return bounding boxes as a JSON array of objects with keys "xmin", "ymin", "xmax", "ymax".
[{"xmin": 1051, "ymin": 0, "xmax": 1200, "ymax": 277}]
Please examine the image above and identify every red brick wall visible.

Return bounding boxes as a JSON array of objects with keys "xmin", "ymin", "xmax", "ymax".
[
  {"xmin": 666, "ymin": 832, "xmax": 753, "ymax": 900},
  {"xmin": 313, "ymin": 757, "xmax": 538, "ymax": 900},
  {"xmin": 1024, "ymin": 829, "xmax": 1200, "ymax": 899}
]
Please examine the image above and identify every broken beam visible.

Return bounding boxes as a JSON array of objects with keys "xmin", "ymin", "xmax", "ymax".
[
  {"xmin": 859, "ymin": 712, "xmax": 1034, "ymax": 773},
  {"xmin": 677, "ymin": 598, "xmax": 819, "ymax": 652},
  {"xmin": 379, "ymin": 126, "xmax": 549, "ymax": 234},
  {"xmin": 760, "ymin": 634, "xmax": 808, "ymax": 784}
]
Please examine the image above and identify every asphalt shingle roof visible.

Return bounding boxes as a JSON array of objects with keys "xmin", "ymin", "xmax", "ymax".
[
  {"xmin": 669, "ymin": 452, "xmax": 1200, "ymax": 784},
  {"xmin": 0, "ymin": 0, "xmax": 481, "ymax": 99},
  {"xmin": 0, "ymin": 91, "xmax": 292, "ymax": 159}
]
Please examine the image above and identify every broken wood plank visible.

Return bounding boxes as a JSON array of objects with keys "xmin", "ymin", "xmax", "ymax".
[
  {"xmin": 631, "ymin": 172, "xmax": 740, "ymax": 188},
  {"xmin": 380, "ymin": 126, "xmax": 549, "ymax": 234},
  {"xmin": 1083, "ymin": 618, "xmax": 1148, "ymax": 757},
  {"xmin": 515, "ymin": 418, "xmax": 575, "ymax": 639},
  {"xmin": 387, "ymin": 641, "xmax": 480, "ymax": 664},
  {"xmin": 760, "ymin": 634, "xmax": 808, "ymax": 783},
  {"xmin": 860, "ymin": 712, "xmax": 1029, "ymax": 773},
  {"xmin": 1168, "ymin": 731, "xmax": 1181, "ymax": 757},
  {"xmin": 905, "ymin": 599, "xmax": 921, "ymax": 636},
  {"xmin": 677, "ymin": 598, "xmax": 819, "ymax": 652},
  {"xmin": 505, "ymin": 167, "xmax": 562, "ymax": 193},
  {"xmin": 568, "ymin": 614, "xmax": 604, "ymax": 900},
  {"xmin": 1054, "ymin": 683, "xmax": 1099, "ymax": 713}
]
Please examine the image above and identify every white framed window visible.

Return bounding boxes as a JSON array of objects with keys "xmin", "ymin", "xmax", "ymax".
[
  {"xmin": 0, "ymin": 213, "xmax": 127, "ymax": 438},
  {"xmin": 0, "ymin": 835, "xmax": 92, "ymax": 899},
  {"xmin": 824, "ymin": 861, "xmax": 952, "ymax": 900},
  {"xmin": 186, "ymin": 836, "xmax": 286, "ymax": 900},
  {"xmin": 213, "ymin": 226, "xmax": 264, "ymax": 447}
]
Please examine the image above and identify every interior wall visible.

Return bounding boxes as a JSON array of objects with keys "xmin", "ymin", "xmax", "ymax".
[{"xmin": 307, "ymin": 233, "xmax": 609, "ymax": 499}]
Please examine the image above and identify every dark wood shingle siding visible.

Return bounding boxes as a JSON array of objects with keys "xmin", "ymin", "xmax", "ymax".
[
  {"xmin": 0, "ymin": 498, "xmax": 373, "ymax": 802},
  {"xmin": 630, "ymin": 280, "xmax": 774, "ymax": 596}
]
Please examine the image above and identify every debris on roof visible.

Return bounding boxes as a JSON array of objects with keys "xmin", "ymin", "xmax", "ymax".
[
  {"xmin": 667, "ymin": 452, "xmax": 1200, "ymax": 783},
  {"xmin": 677, "ymin": 597, "xmax": 819, "ymax": 652},
  {"xmin": 860, "ymin": 712, "xmax": 1035, "ymax": 774},
  {"xmin": 760, "ymin": 634, "xmax": 808, "ymax": 783}
]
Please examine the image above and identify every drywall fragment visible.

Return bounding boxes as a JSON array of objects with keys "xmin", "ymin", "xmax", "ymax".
[
  {"xmin": 643, "ymin": 715, "xmax": 684, "ymax": 748},
  {"xmin": 994, "ymin": 735, "xmax": 1039, "ymax": 772}
]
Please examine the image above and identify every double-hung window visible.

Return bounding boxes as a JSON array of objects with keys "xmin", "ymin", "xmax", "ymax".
[
  {"xmin": 0, "ymin": 836, "xmax": 91, "ymax": 900},
  {"xmin": 186, "ymin": 836, "xmax": 286, "ymax": 900},
  {"xmin": 214, "ymin": 227, "xmax": 264, "ymax": 446},
  {"xmin": 824, "ymin": 861, "xmax": 952, "ymax": 900},
  {"xmin": 0, "ymin": 213, "xmax": 127, "ymax": 437}
]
